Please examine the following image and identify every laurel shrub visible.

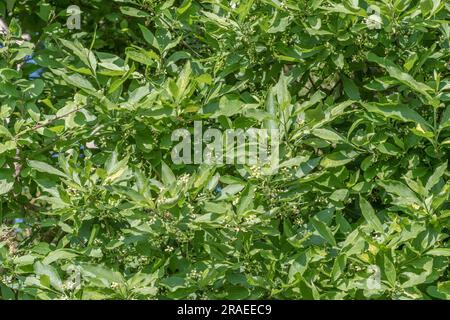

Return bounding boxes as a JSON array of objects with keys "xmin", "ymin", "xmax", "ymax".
[{"xmin": 0, "ymin": 0, "xmax": 449, "ymax": 300}]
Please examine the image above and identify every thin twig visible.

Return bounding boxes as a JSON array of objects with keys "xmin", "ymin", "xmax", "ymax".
[{"xmin": 15, "ymin": 105, "xmax": 86, "ymax": 139}]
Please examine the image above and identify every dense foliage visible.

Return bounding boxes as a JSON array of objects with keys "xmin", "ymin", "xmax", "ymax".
[{"xmin": 0, "ymin": 0, "xmax": 449, "ymax": 300}]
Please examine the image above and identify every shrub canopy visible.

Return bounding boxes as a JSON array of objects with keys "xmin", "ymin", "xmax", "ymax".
[{"xmin": 0, "ymin": 0, "xmax": 449, "ymax": 300}]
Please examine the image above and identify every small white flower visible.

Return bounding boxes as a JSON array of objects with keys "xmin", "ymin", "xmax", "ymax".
[
  {"xmin": 165, "ymin": 246, "xmax": 174, "ymax": 253},
  {"xmin": 249, "ymin": 165, "xmax": 262, "ymax": 178},
  {"xmin": 366, "ymin": 14, "xmax": 382, "ymax": 30},
  {"xmin": 110, "ymin": 282, "xmax": 120, "ymax": 290},
  {"xmin": 178, "ymin": 173, "xmax": 190, "ymax": 186},
  {"xmin": 64, "ymin": 280, "xmax": 78, "ymax": 291},
  {"xmin": 156, "ymin": 195, "xmax": 167, "ymax": 205},
  {"xmin": 86, "ymin": 141, "xmax": 98, "ymax": 149}
]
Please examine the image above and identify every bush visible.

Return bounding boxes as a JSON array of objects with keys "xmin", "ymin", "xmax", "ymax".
[{"xmin": 0, "ymin": 0, "xmax": 449, "ymax": 300}]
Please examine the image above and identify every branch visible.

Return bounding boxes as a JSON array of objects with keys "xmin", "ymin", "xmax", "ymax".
[{"xmin": 15, "ymin": 105, "xmax": 86, "ymax": 139}]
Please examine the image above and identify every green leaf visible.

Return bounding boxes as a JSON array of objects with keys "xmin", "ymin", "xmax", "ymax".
[
  {"xmin": 320, "ymin": 151, "xmax": 355, "ymax": 168},
  {"xmin": 0, "ymin": 140, "xmax": 16, "ymax": 155},
  {"xmin": 426, "ymin": 248, "xmax": 450, "ymax": 256},
  {"xmin": 382, "ymin": 254, "xmax": 396, "ymax": 287},
  {"xmin": 439, "ymin": 105, "xmax": 450, "ymax": 129},
  {"xmin": 217, "ymin": 184, "xmax": 244, "ymax": 200},
  {"xmin": 175, "ymin": 61, "xmax": 192, "ymax": 102},
  {"xmin": 125, "ymin": 47, "xmax": 159, "ymax": 66},
  {"xmin": 296, "ymin": 157, "xmax": 321, "ymax": 178},
  {"xmin": 359, "ymin": 196, "xmax": 384, "ymax": 233},
  {"xmin": 264, "ymin": 87, "xmax": 278, "ymax": 130},
  {"xmin": 425, "ymin": 161, "xmax": 447, "ymax": 191},
  {"xmin": 62, "ymin": 73, "xmax": 96, "ymax": 92},
  {"xmin": 42, "ymin": 249, "xmax": 79, "ymax": 265},
  {"xmin": 378, "ymin": 180, "xmax": 421, "ymax": 203},
  {"xmin": 161, "ymin": 161, "xmax": 176, "ymax": 187},
  {"xmin": 120, "ymin": 6, "xmax": 150, "ymax": 17},
  {"xmin": 311, "ymin": 216, "xmax": 336, "ymax": 246},
  {"xmin": 237, "ymin": 184, "xmax": 255, "ymax": 215},
  {"xmin": 367, "ymin": 53, "xmax": 434, "ymax": 102},
  {"xmin": 275, "ymin": 72, "xmax": 291, "ymax": 109},
  {"xmin": 342, "ymin": 76, "xmax": 360, "ymax": 100},
  {"xmin": 361, "ymin": 102, "xmax": 432, "ymax": 131},
  {"xmin": 0, "ymin": 169, "xmax": 14, "ymax": 195},
  {"xmin": 331, "ymin": 255, "xmax": 347, "ymax": 281},
  {"xmin": 312, "ymin": 128, "xmax": 344, "ymax": 142},
  {"xmin": 28, "ymin": 160, "xmax": 68, "ymax": 178},
  {"xmin": 213, "ymin": 95, "xmax": 244, "ymax": 118},
  {"xmin": 139, "ymin": 24, "xmax": 160, "ymax": 52},
  {"xmin": 81, "ymin": 264, "xmax": 124, "ymax": 285},
  {"xmin": 34, "ymin": 261, "xmax": 62, "ymax": 290}
]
